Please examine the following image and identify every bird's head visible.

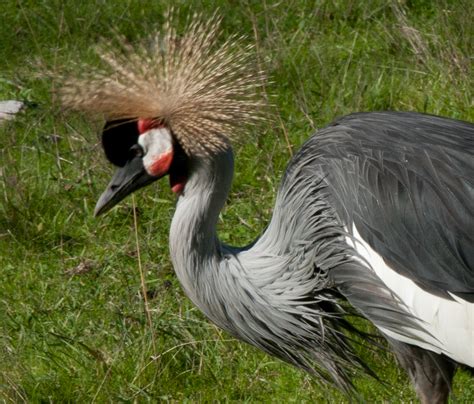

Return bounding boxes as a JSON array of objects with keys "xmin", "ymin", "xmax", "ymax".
[
  {"xmin": 59, "ymin": 12, "xmax": 265, "ymax": 216},
  {"xmin": 94, "ymin": 118, "xmax": 189, "ymax": 216}
]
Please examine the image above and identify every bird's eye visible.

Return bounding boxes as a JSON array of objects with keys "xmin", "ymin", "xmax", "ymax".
[{"xmin": 130, "ymin": 144, "xmax": 144, "ymax": 158}]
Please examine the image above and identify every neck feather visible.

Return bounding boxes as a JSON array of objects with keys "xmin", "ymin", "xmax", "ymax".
[
  {"xmin": 167, "ymin": 147, "xmax": 366, "ymax": 389},
  {"xmin": 166, "ymin": 143, "xmax": 429, "ymax": 390},
  {"xmin": 169, "ymin": 148, "xmax": 233, "ymax": 304}
]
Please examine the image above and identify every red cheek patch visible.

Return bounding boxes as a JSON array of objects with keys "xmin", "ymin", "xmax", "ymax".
[
  {"xmin": 138, "ymin": 118, "xmax": 165, "ymax": 134},
  {"xmin": 148, "ymin": 150, "xmax": 173, "ymax": 177}
]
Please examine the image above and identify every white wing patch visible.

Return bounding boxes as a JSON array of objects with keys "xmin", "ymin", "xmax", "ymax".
[{"xmin": 348, "ymin": 224, "xmax": 474, "ymax": 367}]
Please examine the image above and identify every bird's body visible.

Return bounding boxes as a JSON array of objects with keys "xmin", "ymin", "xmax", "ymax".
[
  {"xmin": 61, "ymin": 14, "xmax": 473, "ymax": 402},
  {"xmin": 169, "ymin": 111, "xmax": 474, "ymax": 397}
]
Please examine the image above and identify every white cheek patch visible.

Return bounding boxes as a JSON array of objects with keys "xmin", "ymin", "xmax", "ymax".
[{"xmin": 138, "ymin": 127, "xmax": 174, "ymax": 177}]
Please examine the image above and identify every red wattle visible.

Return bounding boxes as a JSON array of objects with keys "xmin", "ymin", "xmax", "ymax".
[{"xmin": 170, "ymin": 173, "xmax": 186, "ymax": 194}]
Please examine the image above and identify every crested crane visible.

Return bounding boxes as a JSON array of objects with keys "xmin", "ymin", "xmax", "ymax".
[{"xmin": 61, "ymin": 14, "xmax": 473, "ymax": 403}]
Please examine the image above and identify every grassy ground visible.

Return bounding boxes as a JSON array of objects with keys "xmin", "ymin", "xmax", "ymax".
[{"xmin": 1, "ymin": 0, "xmax": 473, "ymax": 402}]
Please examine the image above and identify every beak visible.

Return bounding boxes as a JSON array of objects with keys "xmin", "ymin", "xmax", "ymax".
[{"xmin": 94, "ymin": 156, "xmax": 159, "ymax": 216}]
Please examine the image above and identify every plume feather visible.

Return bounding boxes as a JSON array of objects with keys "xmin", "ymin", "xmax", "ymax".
[{"xmin": 60, "ymin": 12, "xmax": 266, "ymax": 156}]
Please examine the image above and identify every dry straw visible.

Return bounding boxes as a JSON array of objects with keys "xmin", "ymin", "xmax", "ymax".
[{"xmin": 60, "ymin": 12, "xmax": 267, "ymax": 157}]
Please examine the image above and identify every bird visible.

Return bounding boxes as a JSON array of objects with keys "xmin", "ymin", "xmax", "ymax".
[{"xmin": 60, "ymin": 13, "xmax": 474, "ymax": 403}]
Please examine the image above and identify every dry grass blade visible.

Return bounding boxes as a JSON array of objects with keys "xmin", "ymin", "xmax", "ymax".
[{"xmin": 60, "ymin": 12, "xmax": 267, "ymax": 157}]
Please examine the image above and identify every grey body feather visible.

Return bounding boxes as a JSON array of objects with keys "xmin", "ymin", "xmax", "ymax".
[
  {"xmin": 302, "ymin": 112, "xmax": 473, "ymax": 301},
  {"xmin": 168, "ymin": 111, "xmax": 474, "ymax": 390}
]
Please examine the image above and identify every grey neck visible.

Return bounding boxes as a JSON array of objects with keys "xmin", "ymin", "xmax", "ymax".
[
  {"xmin": 169, "ymin": 148, "xmax": 234, "ymax": 306},
  {"xmin": 165, "ymin": 142, "xmax": 423, "ymax": 389}
]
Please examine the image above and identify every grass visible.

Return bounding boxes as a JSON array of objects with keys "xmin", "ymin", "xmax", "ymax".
[{"xmin": 0, "ymin": 0, "xmax": 473, "ymax": 401}]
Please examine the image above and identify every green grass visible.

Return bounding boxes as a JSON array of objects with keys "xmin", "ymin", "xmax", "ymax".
[{"xmin": 1, "ymin": 0, "xmax": 473, "ymax": 401}]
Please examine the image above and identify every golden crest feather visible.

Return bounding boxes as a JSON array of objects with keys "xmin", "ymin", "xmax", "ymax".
[{"xmin": 60, "ymin": 12, "xmax": 266, "ymax": 156}]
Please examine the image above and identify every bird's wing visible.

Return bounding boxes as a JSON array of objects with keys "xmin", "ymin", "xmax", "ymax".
[{"xmin": 307, "ymin": 111, "xmax": 474, "ymax": 301}]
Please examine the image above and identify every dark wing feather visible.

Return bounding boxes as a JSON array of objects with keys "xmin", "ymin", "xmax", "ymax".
[{"xmin": 300, "ymin": 111, "xmax": 474, "ymax": 301}]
